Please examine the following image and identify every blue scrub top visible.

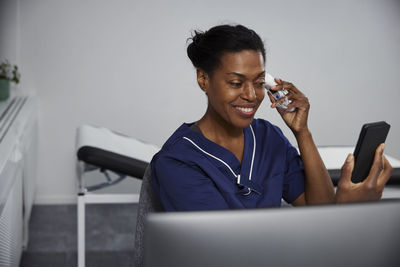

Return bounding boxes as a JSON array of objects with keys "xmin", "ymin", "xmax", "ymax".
[{"xmin": 151, "ymin": 118, "xmax": 305, "ymax": 211}]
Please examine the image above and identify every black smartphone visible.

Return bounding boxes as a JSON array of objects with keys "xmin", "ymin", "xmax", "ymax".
[{"xmin": 352, "ymin": 121, "xmax": 390, "ymax": 183}]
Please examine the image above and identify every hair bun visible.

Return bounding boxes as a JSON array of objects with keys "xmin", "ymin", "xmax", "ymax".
[
  {"xmin": 187, "ymin": 30, "xmax": 209, "ymax": 70},
  {"xmin": 191, "ymin": 30, "xmax": 205, "ymax": 45},
  {"xmin": 186, "ymin": 24, "xmax": 265, "ymax": 74}
]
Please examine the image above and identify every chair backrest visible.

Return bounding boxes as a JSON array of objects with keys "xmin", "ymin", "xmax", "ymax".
[{"xmin": 133, "ymin": 164, "xmax": 164, "ymax": 267}]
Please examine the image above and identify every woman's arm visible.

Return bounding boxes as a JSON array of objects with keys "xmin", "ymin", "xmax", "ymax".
[
  {"xmin": 292, "ymin": 130, "xmax": 335, "ymax": 205},
  {"xmin": 269, "ymin": 79, "xmax": 335, "ymax": 205}
]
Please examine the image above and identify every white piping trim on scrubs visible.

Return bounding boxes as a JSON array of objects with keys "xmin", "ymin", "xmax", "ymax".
[
  {"xmin": 183, "ymin": 137, "xmax": 238, "ymax": 179},
  {"xmin": 249, "ymin": 125, "xmax": 256, "ymax": 181},
  {"xmin": 243, "ymin": 188, "xmax": 251, "ymax": 196},
  {"xmin": 183, "ymin": 125, "xmax": 256, "ymax": 184}
]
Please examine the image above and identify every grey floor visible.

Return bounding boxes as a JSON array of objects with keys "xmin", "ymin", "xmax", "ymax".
[{"xmin": 20, "ymin": 203, "xmax": 138, "ymax": 267}]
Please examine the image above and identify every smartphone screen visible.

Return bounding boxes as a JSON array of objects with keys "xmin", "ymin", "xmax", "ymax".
[{"xmin": 352, "ymin": 121, "xmax": 390, "ymax": 183}]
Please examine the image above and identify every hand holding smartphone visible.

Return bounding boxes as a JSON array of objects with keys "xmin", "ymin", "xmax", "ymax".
[{"xmin": 352, "ymin": 121, "xmax": 390, "ymax": 183}]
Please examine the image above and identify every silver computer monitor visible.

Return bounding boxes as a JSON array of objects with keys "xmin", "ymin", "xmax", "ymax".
[{"xmin": 144, "ymin": 200, "xmax": 400, "ymax": 267}]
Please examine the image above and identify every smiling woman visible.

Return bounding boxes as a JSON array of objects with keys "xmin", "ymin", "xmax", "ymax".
[{"xmin": 149, "ymin": 24, "xmax": 392, "ymax": 211}]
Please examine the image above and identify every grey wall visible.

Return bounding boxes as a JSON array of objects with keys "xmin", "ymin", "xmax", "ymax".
[
  {"xmin": 7, "ymin": 0, "xmax": 400, "ymax": 203},
  {"xmin": 0, "ymin": 0, "xmax": 19, "ymax": 67}
]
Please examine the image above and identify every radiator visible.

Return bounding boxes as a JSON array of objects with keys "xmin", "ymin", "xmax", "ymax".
[
  {"xmin": 0, "ymin": 96, "xmax": 37, "ymax": 267},
  {"xmin": 0, "ymin": 172, "xmax": 23, "ymax": 267}
]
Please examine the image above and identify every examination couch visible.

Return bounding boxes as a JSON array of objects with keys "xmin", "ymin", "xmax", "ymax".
[{"xmin": 76, "ymin": 124, "xmax": 160, "ymax": 267}]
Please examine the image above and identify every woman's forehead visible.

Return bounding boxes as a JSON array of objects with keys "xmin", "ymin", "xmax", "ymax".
[{"xmin": 218, "ymin": 50, "xmax": 265, "ymax": 75}]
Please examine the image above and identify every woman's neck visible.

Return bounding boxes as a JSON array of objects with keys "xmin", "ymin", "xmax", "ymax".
[{"xmin": 197, "ymin": 107, "xmax": 244, "ymax": 146}]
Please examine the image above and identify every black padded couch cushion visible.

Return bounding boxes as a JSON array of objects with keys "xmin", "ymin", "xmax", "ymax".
[{"xmin": 77, "ymin": 146, "xmax": 149, "ymax": 179}]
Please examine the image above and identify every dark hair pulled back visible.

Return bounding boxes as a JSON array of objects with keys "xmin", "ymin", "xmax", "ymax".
[{"xmin": 187, "ymin": 24, "xmax": 266, "ymax": 74}]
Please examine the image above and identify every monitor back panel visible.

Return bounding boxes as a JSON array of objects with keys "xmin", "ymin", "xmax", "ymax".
[{"xmin": 144, "ymin": 201, "xmax": 400, "ymax": 267}]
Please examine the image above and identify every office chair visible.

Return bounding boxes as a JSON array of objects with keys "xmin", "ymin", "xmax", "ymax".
[{"xmin": 133, "ymin": 165, "xmax": 164, "ymax": 267}]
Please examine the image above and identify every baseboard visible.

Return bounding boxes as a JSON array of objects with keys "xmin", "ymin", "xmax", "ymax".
[{"xmin": 34, "ymin": 195, "xmax": 77, "ymax": 205}]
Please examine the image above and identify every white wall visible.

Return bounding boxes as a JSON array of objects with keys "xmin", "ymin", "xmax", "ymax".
[
  {"xmin": 0, "ymin": 0, "xmax": 19, "ymax": 66},
  {"xmin": 14, "ymin": 0, "xmax": 400, "ymax": 204}
]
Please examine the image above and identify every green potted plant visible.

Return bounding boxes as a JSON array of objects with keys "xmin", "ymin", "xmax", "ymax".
[{"xmin": 0, "ymin": 60, "xmax": 21, "ymax": 101}]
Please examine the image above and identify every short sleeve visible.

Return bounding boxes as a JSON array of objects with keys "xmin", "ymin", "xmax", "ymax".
[
  {"xmin": 151, "ymin": 154, "xmax": 229, "ymax": 211},
  {"xmin": 282, "ymin": 143, "xmax": 305, "ymax": 204}
]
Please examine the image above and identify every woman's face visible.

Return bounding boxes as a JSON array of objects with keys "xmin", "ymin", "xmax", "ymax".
[{"xmin": 201, "ymin": 49, "xmax": 265, "ymax": 129}]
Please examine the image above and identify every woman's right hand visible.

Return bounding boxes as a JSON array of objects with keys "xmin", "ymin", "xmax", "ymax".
[
  {"xmin": 335, "ymin": 144, "xmax": 393, "ymax": 203},
  {"xmin": 267, "ymin": 78, "xmax": 310, "ymax": 137}
]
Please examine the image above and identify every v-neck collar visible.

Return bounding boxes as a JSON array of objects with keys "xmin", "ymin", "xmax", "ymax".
[
  {"xmin": 185, "ymin": 122, "xmax": 246, "ymax": 167},
  {"xmin": 182, "ymin": 122, "xmax": 262, "ymax": 194}
]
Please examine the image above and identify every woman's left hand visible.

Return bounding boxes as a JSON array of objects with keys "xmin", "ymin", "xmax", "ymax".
[
  {"xmin": 267, "ymin": 78, "xmax": 310, "ymax": 135},
  {"xmin": 335, "ymin": 144, "xmax": 393, "ymax": 203}
]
